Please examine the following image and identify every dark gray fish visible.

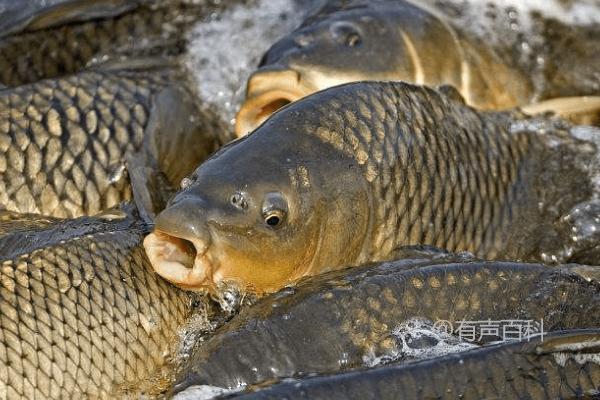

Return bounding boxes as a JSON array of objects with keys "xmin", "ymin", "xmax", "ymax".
[
  {"xmin": 145, "ymin": 81, "xmax": 594, "ymax": 293},
  {"xmin": 0, "ymin": 0, "xmax": 236, "ymax": 87},
  {"xmin": 234, "ymin": 330, "xmax": 600, "ymax": 400},
  {"xmin": 235, "ymin": 0, "xmax": 600, "ymax": 135},
  {"xmin": 0, "ymin": 205, "xmax": 196, "ymax": 398},
  {"xmin": 0, "ymin": 66, "xmax": 224, "ymax": 218},
  {"xmin": 173, "ymin": 260, "xmax": 600, "ymax": 391}
]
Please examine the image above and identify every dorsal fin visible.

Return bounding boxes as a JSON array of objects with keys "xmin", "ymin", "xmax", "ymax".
[{"xmin": 436, "ymin": 84, "xmax": 466, "ymax": 104}]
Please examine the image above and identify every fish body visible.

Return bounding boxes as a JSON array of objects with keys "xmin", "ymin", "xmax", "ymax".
[
  {"xmin": 235, "ymin": 0, "xmax": 535, "ymax": 135},
  {"xmin": 0, "ymin": 206, "xmax": 193, "ymax": 398},
  {"xmin": 146, "ymin": 81, "xmax": 593, "ymax": 293},
  {"xmin": 234, "ymin": 329, "xmax": 600, "ymax": 399},
  {"xmin": 173, "ymin": 260, "xmax": 600, "ymax": 391},
  {"xmin": 0, "ymin": 0, "xmax": 231, "ymax": 87},
  {"xmin": 0, "ymin": 0, "xmax": 140, "ymax": 39},
  {"xmin": 0, "ymin": 66, "xmax": 222, "ymax": 218}
]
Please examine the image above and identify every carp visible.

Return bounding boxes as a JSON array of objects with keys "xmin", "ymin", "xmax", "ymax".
[
  {"xmin": 0, "ymin": 205, "xmax": 195, "ymax": 398},
  {"xmin": 235, "ymin": 0, "xmax": 600, "ymax": 135},
  {"xmin": 145, "ymin": 81, "xmax": 594, "ymax": 293},
  {"xmin": 172, "ymin": 260, "xmax": 600, "ymax": 391}
]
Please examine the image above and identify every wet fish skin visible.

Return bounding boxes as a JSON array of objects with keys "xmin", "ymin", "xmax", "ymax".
[
  {"xmin": 0, "ymin": 0, "xmax": 139, "ymax": 38},
  {"xmin": 235, "ymin": 0, "xmax": 534, "ymax": 135},
  {"xmin": 0, "ymin": 0, "xmax": 223, "ymax": 87},
  {"xmin": 234, "ymin": 330, "xmax": 600, "ymax": 400},
  {"xmin": 0, "ymin": 206, "xmax": 194, "ymax": 398},
  {"xmin": 0, "ymin": 67, "xmax": 223, "ymax": 218},
  {"xmin": 146, "ymin": 81, "xmax": 592, "ymax": 293},
  {"xmin": 173, "ymin": 260, "xmax": 600, "ymax": 391},
  {"xmin": 0, "ymin": 0, "xmax": 139, "ymax": 37}
]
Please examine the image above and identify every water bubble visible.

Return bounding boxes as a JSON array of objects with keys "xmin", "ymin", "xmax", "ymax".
[{"xmin": 362, "ymin": 317, "xmax": 477, "ymax": 367}]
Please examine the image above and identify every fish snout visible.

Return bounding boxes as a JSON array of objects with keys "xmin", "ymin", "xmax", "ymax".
[
  {"xmin": 144, "ymin": 200, "xmax": 215, "ymax": 291},
  {"xmin": 258, "ymin": 34, "xmax": 311, "ymax": 67},
  {"xmin": 235, "ymin": 67, "xmax": 307, "ymax": 137}
]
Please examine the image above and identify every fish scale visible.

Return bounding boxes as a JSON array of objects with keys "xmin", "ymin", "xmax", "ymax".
[
  {"xmin": 308, "ymin": 83, "xmax": 531, "ymax": 259},
  {"xmin": 0, "ymin": 70, "xmax": 168, "ymax": 218},
  {"xmin": 147, "ymin": 81, "xmax": 594, "ymax": 294},
  {"xmin": 174, "ymin": 261, "xmax": 600, "ymax": 391},
  {"xmin": 236, "ymin": 330, "xmax": 600, "ymax": 399},
  {"xmin": 0, "ymin": 209, "xmax": 193, "ymax": 398},
  {"xmin": 0, "ymin": 2, "xmax": 208, "ymax": 87}
]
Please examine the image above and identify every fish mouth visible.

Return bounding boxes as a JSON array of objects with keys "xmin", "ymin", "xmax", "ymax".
[
  {"xmin": 144, "ymin": 230, "xmax": 215, "ymax": 291},
  {"xmin": 235, "ymin": 68, "xmax": 310, "ymax": 137}
]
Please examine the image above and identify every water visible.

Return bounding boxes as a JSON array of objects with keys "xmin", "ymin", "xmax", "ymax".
[
  {"xmin": 185, "ymin": 0, "xmax": 316, "ymax": 126},
  {"xmin": 426, "ymin": 0, "xmax": 600, "ymax": 99},
  {"xmin": 363, "ymin": 318, "xmax": 478, "ymax": 368}
]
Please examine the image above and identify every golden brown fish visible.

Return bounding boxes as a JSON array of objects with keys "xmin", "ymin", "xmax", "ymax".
[
  {"xmin": 0, "ymin": 0, "xmax": 235, "ymax": 87},
  {"xmin": 235, "ymin": 0, "xmax": 600, "ymax": 135},
  {"xmin": 0, "ymin": 66, "xmax": 224, "ymax": 218},
  {"xmin": 0, "ymin": 205, "xmax": 195, "ymax": 398},
  {"xmin": 145, "ymin": 81, "xmax": 595, "ymax": 294}
]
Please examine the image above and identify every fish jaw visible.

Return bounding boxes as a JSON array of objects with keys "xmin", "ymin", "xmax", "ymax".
[
  {"xmin": 235, "ymin": 68, "xmax": 309, "ymax": 137},
  {"xmin": 144, "ymin": 230, "xmax": 215, "ymax": 291}
]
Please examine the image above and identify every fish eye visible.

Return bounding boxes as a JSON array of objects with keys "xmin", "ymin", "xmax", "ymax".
[
  {"xmin": 329, "ymin": 21, "xmax": 362, "ymax": 48},
  {"xmin": 231, "ymin": 193, "xmax": 247, "ymax": 210},
  {"xmin": 262, "ymin": 192, "xmax": 288, "ymax": 229}
]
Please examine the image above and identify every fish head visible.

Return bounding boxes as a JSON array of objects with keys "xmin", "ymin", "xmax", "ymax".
[
  {"xmin": 145, "ymin": 114, "xmax": 371, "ymax": 294},
  {"xmin": 235, "ymin": 2, "xmax": 408, "ymax": 136}
]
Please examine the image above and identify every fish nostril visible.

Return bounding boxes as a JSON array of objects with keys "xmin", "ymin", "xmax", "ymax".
[{"xmin": 294, "ymin": 34, "xmax": 311, "ymax": 48}]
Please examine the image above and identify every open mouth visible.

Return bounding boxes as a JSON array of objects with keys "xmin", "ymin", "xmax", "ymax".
[
  {"xmin": 143, "ymin": 230, "xmax": 214, "ymax": 290},
  {"xmin": 235, "ymin": 68, "xmax": 309, "ymax": 137}
]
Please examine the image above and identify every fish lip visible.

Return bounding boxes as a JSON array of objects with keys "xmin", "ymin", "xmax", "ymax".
[
  {"xmin": 143, "ymin": 230, "xmax": 215, "ymax": 291},
  {"xmin": 235, "ymin": 68, "xmax": 309, "ymax": 137}
]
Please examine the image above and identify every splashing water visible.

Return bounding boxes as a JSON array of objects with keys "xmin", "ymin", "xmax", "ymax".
[{"xmin": 185, "ymin": 0, "xmax": 317, "ymax": 126}]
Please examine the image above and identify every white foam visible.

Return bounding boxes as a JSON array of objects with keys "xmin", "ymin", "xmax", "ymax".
[
  {"xmin": 363, "ymin": 317, "xmax": 478, "ymax": 367},
  {"xmin": 174, "ymin": 307, "xmax": 217, "ymax": 362},
  {"xmin": 571, "ymin": 125, "xmax": 600, "ymax": 198},
  {"xmin": 185, "ymin": 0, "xmax": 310, "ymax": 127},
  {"xmin": 173, "ymin": 384, "xmax": 238, "ymax": 400}
]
